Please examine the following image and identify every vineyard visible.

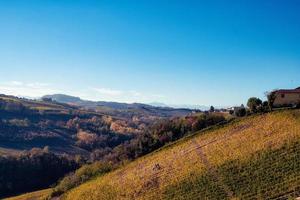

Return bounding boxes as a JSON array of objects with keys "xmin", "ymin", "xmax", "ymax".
[
  {"xmin": 61, "ymin": 109, "xmax": 300, "ymax": 200},
  {"xmin": 4, "ymin": 189, "xmax": 51, "ymax": 200}
]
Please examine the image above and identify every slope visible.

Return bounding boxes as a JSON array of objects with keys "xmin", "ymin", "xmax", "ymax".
[
  {"xmin": 62, "ymin": 109, "xmax": 300, "ymax": 200},
  {"xmin": 4, "ymin": 189, "xmax": 52, "ymax": 200}
]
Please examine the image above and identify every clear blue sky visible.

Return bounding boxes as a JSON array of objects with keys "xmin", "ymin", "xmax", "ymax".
[{"xmin": 0, "ymin": 0, "xmax": 299, "ymax": 106}]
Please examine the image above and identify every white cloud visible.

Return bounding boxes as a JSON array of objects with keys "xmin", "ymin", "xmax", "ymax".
[
  {"xmin": 129, "ymin": 90, "xmax": 142, "ymax": 97},
  {"xmin": 26, "ymin": 82, "xmax": 50, "ymax": 88},
  {"xmin": 10, "ymin": 81, "xmax": 23, "ymax": 86},
  {"xmin": 151, "ymin": 94, "xmax": 166, "ymax": 98},
  {"xmin": 0, "ymin": 81, "xmax": 167, "ymax": 104},
  {"xmin": 0, "ymin": 81, "xmax": 60, "ymax": 98},
  {"xmin": 89, "ymin": 87, "xmax": 166, "ymax": 103},
  {"xmin": 92, "ymin": 87, "xmax": 123, "ymax": 96}
]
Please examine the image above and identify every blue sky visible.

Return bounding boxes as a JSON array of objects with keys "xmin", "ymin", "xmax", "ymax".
[{"xmin": 0, "ymin": 0, "xmax": 299, "ymax": 107}]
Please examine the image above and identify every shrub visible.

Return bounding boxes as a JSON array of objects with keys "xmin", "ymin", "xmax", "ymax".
[
  {"xmin": 0, "ymin": 149, "xmax": 78, "ymax": 198},
  {"xmin": 51, "ymin": 161, "xmax": 113, "ymax": 197},
  {"xmin": 266, "ymin": 91, "xmax": 276, "ymax": 111},
  {"xmin": 247, "ymin": 97, "xmax": 262, "ymax": 113},
  {"xmin": 262, "ymin": 101, "xmax": 269, "ymax": 112},
  {"xmin": 234, "ymin": 107, "xmax": 246, "ymax": 117}
]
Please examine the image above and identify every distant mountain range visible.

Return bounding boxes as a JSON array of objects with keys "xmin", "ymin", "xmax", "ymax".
[
  {"xmin": 149, "ymin": 102, "xmax": 229, "ymax": 111},
  {"xmin": 42, "ymin": 94, "xmax": 214, "ymax": 111},
  {"xmin": 149, "ymin": 102, "xmax": 211, "ymax": 110},
  {"xmin": 42, "ymin": 94, "xmax": 195, "ymax": 113}
]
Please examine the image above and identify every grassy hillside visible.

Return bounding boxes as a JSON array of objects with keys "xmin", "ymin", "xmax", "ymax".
[
  {"xmin": 1, "ymin": 94, "xmax": 225, "ymax": 198},
  {"xmin": 4, "ymin": 189, "xmax": 52, "ymax": 200},
  {"xmin": 61, "ymin": 109, "xmax": 300, "ymax": 200}
]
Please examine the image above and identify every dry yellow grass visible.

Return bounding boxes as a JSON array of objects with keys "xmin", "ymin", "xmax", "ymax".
[
  {"xmin": 62, "ymin": 110, "xmax": 300, "ymax": 200},
  {"xmin": 4, "ymin": 189, "xmax": 52, "ymax": 200}
]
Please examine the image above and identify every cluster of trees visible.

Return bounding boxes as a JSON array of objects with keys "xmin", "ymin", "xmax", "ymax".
[
  {"xmin": 247, "ymin": 97, "xmax": 272, "ymax": 113},
  {"xmin": 50, "ymin": 161, "xmax": 113, "ymax": 197},
  {"xmin": 231, "ymin": 97, "xmax": 269, "ymax": 117},
  {"xmin": 66, "ymin": 116, "xmax": 132, "ymax": 151},
  {"xmin": 246, "ymin": 94, "xmax": 281, "ymax": 114},
  {"xmin": 231, "ymin": 92, "xmax": 280, "ymax": 117},
  {"xmin": 89, "ymin": 113, "xmax": 226, "ymax": 163},
  {"xmin": 231, "ymin": 86, "xmax": 300, "ymax": 118},
  {"xmin": 0, "ymin": 99, "xmax": 27, "ymax": 113},
  {"xmin": 0, "ymin": 147, "xmax": 78, "ymax": 198},
  {"xmin": 0, "ymin": 101, "xmax": 133, "ymax": 154}
]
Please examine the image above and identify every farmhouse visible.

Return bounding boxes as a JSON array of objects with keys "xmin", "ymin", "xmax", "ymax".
[{"xmin": 273, "ymin": 87, "xmax": 300, "ymax": 107}]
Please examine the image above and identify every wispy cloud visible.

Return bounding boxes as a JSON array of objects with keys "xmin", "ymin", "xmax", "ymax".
[
  {"xmin": 151, "ymin": 94, "xmax": 166, "ymax": 98},
  {"xmin": 0, "ymin": 81, "xmax": 167, "ymax": 103},
  {"xmin": 0, "ymin": 81, "xmax": 60, "ymax": 98},
  {"xmin": 129, "ymin": 90, "xmax": 142, "ymax": 97},
  {"xmin": 10, "ymin": 81, "xmax": 23, "ymax": 86},
  {"xmin": 89, "ymin": 87, "xmax": 165, "ymax": 103},
  {"xmin": 92, "ymin": 87, "xmax": 123, "ymax": 96}
]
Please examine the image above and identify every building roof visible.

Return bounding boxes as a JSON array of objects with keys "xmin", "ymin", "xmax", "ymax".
[{"xmin": 276, "ymin": 88, "xmax": 300, "ymax": 94}]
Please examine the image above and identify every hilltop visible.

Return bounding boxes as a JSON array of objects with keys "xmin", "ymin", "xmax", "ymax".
[{"xmin": 58, "ymin": 109, "xmax": 300, "ymax": 199}]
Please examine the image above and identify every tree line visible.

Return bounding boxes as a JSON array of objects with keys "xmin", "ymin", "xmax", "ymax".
[{"xmin": 0, "ymin": 147, "xmax": 78, "ymax": 198}]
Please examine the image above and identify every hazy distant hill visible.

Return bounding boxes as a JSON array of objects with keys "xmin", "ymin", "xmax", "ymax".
[
  {"xmin": 149, "ymin": 102, "xmax": 211, "ymax": 110},
  {"xmin": 42, "ymin": 94, "xmax": 194, "ymax": 118},
  {"xmin": 43, "ymin": 94, "xmax": 81, "ymax": 104}
]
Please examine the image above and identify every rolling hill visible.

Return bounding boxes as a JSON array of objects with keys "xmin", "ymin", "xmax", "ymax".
[
  {"xmin": 0, "ymin": 94, "xmax": 194, "ymax": 156},
  {"xmin": 42, "ymin": 94, "xmax": 194, "ymax": 118},
  {"xmin": 0, "ymin": 94, "xmax": 126, "ymax": 156},
  {"xmin": 0, "ymin": 93, "xmax": 199, "ymax": 198},
  {"xmin": 56, "ymin": 109, "xmax": 300, "ymax": 200}
]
